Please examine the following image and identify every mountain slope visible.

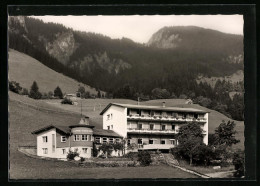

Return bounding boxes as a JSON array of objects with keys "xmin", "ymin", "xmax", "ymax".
[
  {"xmin": 8, "ymin": 16, "xmax": 244, "ymax": 95},
  {"xmin": 8, "ymin": 49, "xmax": 98, "ymax": 94}
]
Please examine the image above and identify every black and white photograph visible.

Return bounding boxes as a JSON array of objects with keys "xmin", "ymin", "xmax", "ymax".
[{"xmin": 6, "ymin": 5, "xmax": 256, "ymax": 180}]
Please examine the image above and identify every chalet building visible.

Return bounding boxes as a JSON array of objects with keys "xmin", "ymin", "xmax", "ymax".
[
  {"xmin": 100, "ymin": 102, "xmax": 209, "ymax": 152},
  {"xmin": 31, "ymin": 116, "xmax": 123, "ymax": 159}
]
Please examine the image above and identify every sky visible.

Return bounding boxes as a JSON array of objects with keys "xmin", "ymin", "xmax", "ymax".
[{"xmin": 31, "ymin": 15, "xmax": 243, "ymax": 44}]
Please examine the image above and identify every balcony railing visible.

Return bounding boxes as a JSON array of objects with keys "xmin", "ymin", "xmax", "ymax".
[
  {"xmin": 127, "ymin": 128, "xmax": 177, "ymax": 134},
  {"xmin": 127, "ymin": 115, "xmax": 206, "ymax": 122},
  {"xmin": 138, "ymin": 144, "xmax": 175, "ymax": 150}
]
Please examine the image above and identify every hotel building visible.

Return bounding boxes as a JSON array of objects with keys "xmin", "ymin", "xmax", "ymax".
[{"xmin": 100, "ymin": 102, "xmax": 209, "ymax": 152}]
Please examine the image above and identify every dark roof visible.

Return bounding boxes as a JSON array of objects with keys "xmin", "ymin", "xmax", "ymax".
[
  {"xmin": 100, "ymin": 103, "xmax": 208, "ymax": 115},
  {"xmin": 93, "ymin": 128, "xmax": 123, "ymax": 138},
  {"xmin": 31, "ymin": 125, "xmax": 70, "ymax": 135},
  {"xmin": 32, "ymin": 125, "xmax": 122, "ymax": 138},
  {"xmin": 69, "ymin": 124, "xmax": 95, "ymax": 129}
]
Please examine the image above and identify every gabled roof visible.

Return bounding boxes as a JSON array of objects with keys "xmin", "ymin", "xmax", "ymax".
[
  {"xmin": 100, "ymin": 103, "xmax": 208, "ymax": 115},
  {"xmin": 31, "ymin": 125, "xmax": 70, "ymax": 135},
  {"xmin": 32, "ymin": 125, "xmax": 122, "ymax": 138},
  {"xmin": 93, "ymin": 128, "xmax": 123, "ymax": 138}
]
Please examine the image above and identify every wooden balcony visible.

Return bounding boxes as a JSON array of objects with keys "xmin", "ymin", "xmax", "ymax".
[
  {"xmin": 138, "ymin": 144, "xmax": 175, "ymax": 150},
  {"xmin": 127, "ymin": 115, "xmax": 206, "ymax": 123},
  {"xmin": 127, "ymin": 128, "xmax": 177, "ymax": 134}
]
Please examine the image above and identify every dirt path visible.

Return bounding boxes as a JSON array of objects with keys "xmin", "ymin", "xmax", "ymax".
[{"xmin": 205, "ymin": 170, "xmax": 235, "ymax": 178}]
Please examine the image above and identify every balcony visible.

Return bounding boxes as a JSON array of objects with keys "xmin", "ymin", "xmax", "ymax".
[
  {"xmin": 138, "ymin": 144, "xmax": 175, "ymax": 150},
  {"xmin": 127, "ymin": 128, "xmax": 177, "ymax": 134},
  {"xmin": 127, "ymin": 114, "xmax": 206, "ymax": 123}
]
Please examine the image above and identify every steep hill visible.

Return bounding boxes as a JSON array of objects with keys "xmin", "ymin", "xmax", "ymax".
[{"xmin": 8, "ymin": 49, "xmax": 98, "ymax": 95}]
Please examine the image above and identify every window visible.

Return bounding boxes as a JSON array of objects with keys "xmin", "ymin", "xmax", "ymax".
[
  {"xmin": 74, "ymin": 135, "xmax": 80, "ymax": 141},
  {"xmin": 149, "ymin": 139, "xmax": 153, "ymax": 144},
  {"xmin": 52, "ymin": 134, "xmax": 55, "ymax": 153},
  {"xmin": 172, "ymin": 125, "xmax": 175, "ymax": 131},
  {"xmin": 61, "ymin": 136, "xmax": 66, "ymax": 142},
  {"xmin": 161, "ymin": 125, "xmax": 166, "ymax": 130},
  {"xmin": 127, "ymin": 139, "xmax": 131, "ymax": 145},
  {"xmin": 107, "ymin": 114, "xmax": 110, "ymax": 120},
  {"xmin": 82, "ymin": 148, "xmax": 88, "ymax": 154},
  {"xmin": 109, "ymin": 138, "xmax": 114, "ymax": 143},
  {"xmin": 95, "ymin": 137, "xmax": 101, "ymax": 143},
  {"xmin": 115, "ymin": 138, "xmax": 120, "ymax": 143},
  {"xmin": 42, "ymin": 148, "xmax": 48, "ymax": 154},
  {"xmin": 170, "ymin": 139, "xmax": 176, "ymax": 145},
  {"xmin": 42, "ymin": 136, "xmax": 48, "ymax": 143},
  {"xmin": 111, "ymin": 125, "xmax": 113, "ymax": 129},
  {"xmin": 161, "ymin": 140, "xmax": 166, "ymax": 144},
  {"xmin": 111, "ymin": 114, "xmax": 113, "ymax": 119},
  {"xmin": 138, "ymin": 138, "xmax": 143, "ymax": 144},
  {"xmin": 103, "ymin": 137, "xmax": 107, "ymax": 143},
  {"xmin": 107, "ymin": 126, "xmax": 110, "ymax": 130},
  {"xmin": 91, "ymin": 135, "xmax": 94, "ymax": 141},
  {"xmin": 138, "ymin": 124, "xmax": 142, "ymax": 130},
  {"xmin": 150, "ymin": 124, "xmax": 154, "ymax": 130},
  {"xmin": 81, "ymin": 134, "xmax": 88, "ymax": 141},
  {"xmin": 62, "ymin": 149, "xmax": 66, "ymax": 154}
]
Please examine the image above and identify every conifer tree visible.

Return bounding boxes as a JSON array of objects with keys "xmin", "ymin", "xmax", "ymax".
[
  {"xmin": 29, "ymin": 81, "xmax": 42, "ymax": 99},
  {"xmin": 54, "ymin": 86, "xmax": 63, "ymax": 99}
]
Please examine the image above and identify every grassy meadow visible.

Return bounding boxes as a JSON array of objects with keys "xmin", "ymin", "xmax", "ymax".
[{"xmin": 8, "ymin": 49, "xmax": 99, "ymax": 95}]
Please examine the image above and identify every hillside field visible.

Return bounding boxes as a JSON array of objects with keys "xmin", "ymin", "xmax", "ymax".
[{"xmin": 8, "ymin": 49, "xmax": 99, "ymax": 95}]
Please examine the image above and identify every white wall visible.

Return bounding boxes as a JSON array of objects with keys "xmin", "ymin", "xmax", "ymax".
[
  {"xmin": 36, "ymin": 128, "xmax": 56, "ymax": 158},
  {"xmin": 203, "ymin": 113, "xmax": 209, "ymax": 145},
  {"xmin": 103, "ymin": 105, "xmax": 127, "ymax": 137},
  {"xmin": 56, "ymin": 146, "xmax": 92, "ymax": 159}
]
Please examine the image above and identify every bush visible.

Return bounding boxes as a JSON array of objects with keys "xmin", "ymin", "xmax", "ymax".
[
  {"xmin": 137, "ymin": 151, "xmax": 152, "ymax": 166},
  {"xmin": 80, "ymin": 157, "xmax": 85, "ymax": 162},
  {"xmin": 67, "ymin": 149, "xmax": 79, "ymax": 160},
  {"xmin": 41, "ymin": 92, "xmax": 48, "ymax": 99},
  {"xmin": 61, "ymin": 97, "xmax": 73, "ymax": 105},
  {"xmin": 9, "ymin": 81, "xmax": 22, "ymax": 94},
  {"xmin": 233, "ymin": 149, "xmax": 245, "ymax": 177},
  {"xmin": 123, "ymin": 152, "xmax": 138, "ymax": 160},
  {"xmin": 21, "ymin": 88, "xmax": 29, "ymax": 95}
]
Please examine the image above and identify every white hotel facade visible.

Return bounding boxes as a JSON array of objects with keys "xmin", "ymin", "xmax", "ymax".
[{"xmin": 100, "ymin": 102, "xmax": 209, "ymax": 152}]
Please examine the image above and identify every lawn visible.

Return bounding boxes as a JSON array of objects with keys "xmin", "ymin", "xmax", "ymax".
[
  {"xmin": 10, "ymin": 150, "xmax": 198, "ymax": 179},
  {"xmin": 177, "ymin": 160, "xmax": 234, "ymax": 175}
]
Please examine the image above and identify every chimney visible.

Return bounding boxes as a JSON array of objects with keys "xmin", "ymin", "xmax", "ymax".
[
  {"xmin": 79, "ymin": 116, "xmax": 90, "ymax": 125},
  {"xmin": 162, "ymin": 102, "xmax": 166, "ymax": 107}
]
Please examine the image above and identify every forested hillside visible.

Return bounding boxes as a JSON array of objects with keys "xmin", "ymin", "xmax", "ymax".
[{"xmin": 8, "ymin": 16, "xmax": 244, "ymax": 121}]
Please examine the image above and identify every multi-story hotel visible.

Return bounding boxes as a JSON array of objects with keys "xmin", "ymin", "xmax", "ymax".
[{"xmin": 100, "ymin": 102, "xmax": 209, "ymax": 152}]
